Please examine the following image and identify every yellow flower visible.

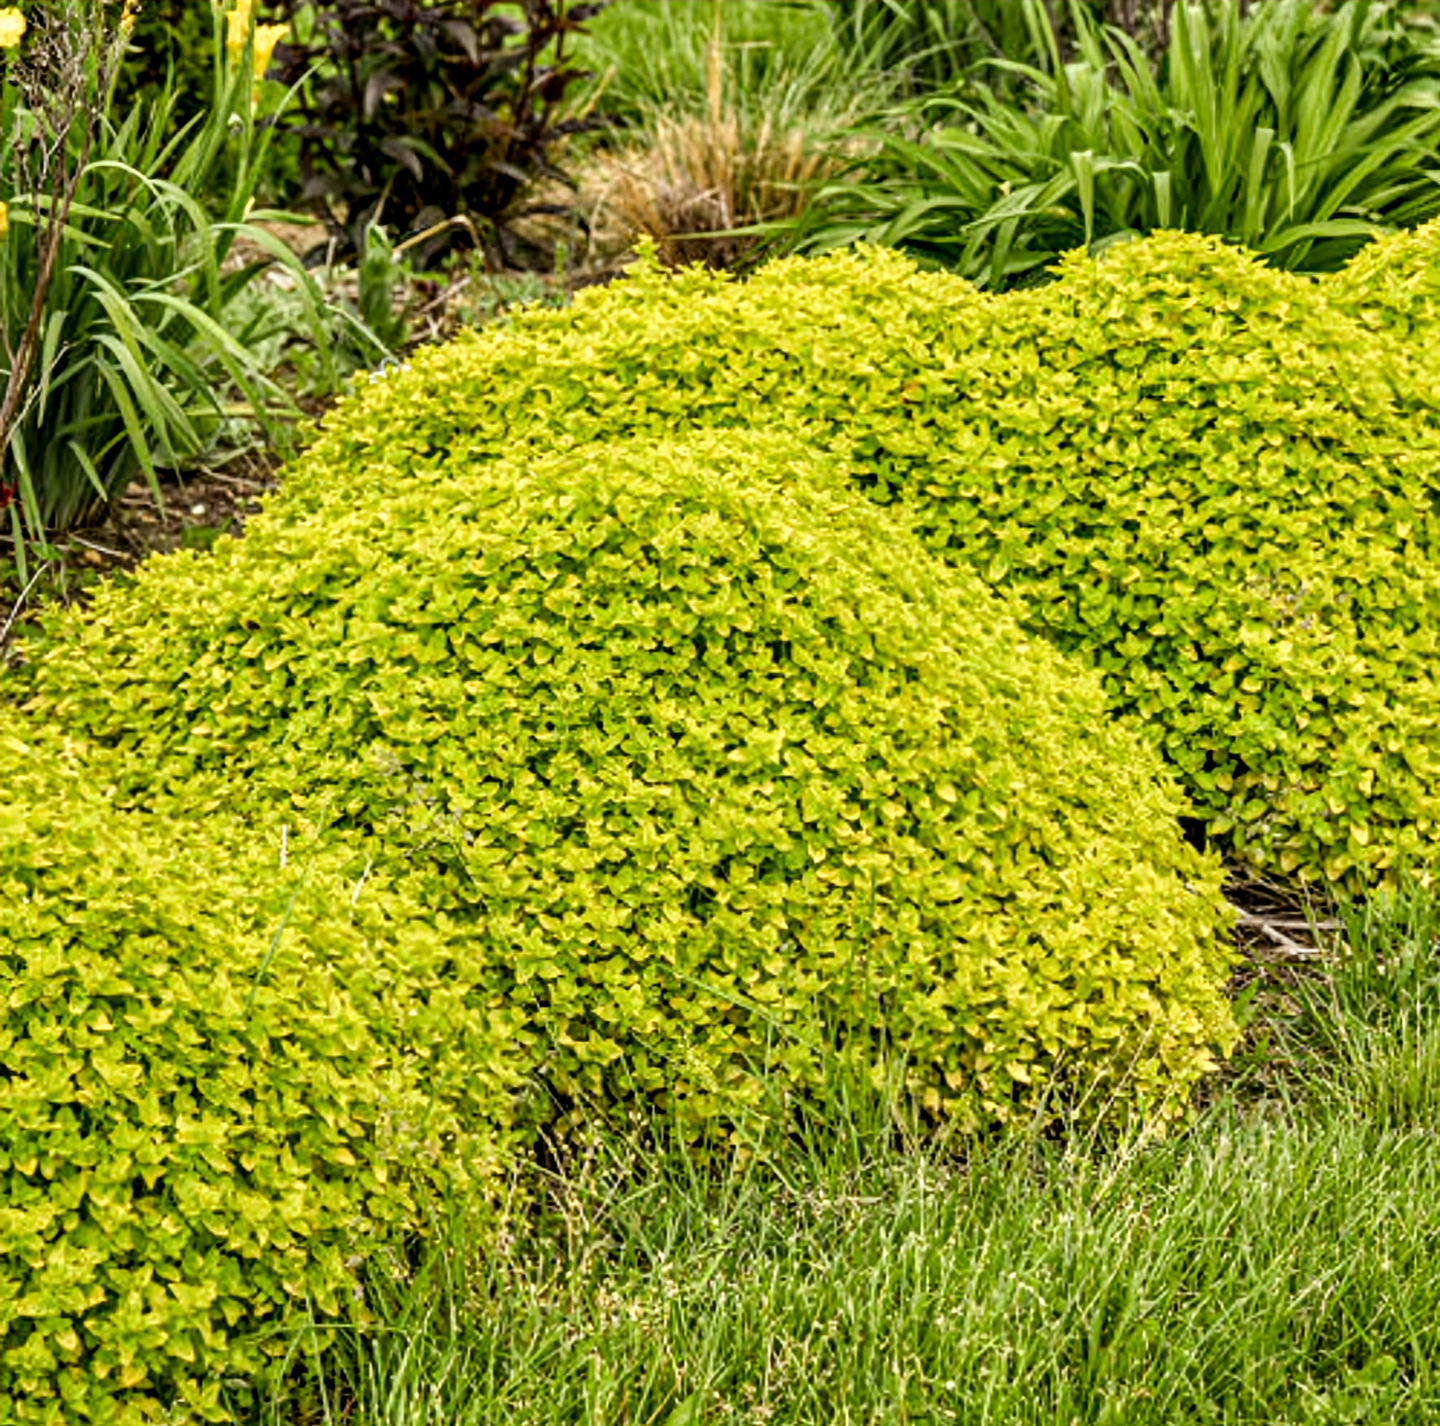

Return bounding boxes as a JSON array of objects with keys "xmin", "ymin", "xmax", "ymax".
[
  {"xmin": 121, "ymin": 0, "xmax": 140, "ymax": 34},
  {"xmin": 221, "ymin": 0, "xmax": 285, "ymax": 111},
  {"xmin": 0, "ymin": 7, "xmax": 27, "ymax": 48},
  {"xmin": 224, "ymin": 0, "xmax": 253, "ymax": 64},
  {"xmin": 252, "ymin": 22, "xmax": 286, "ymax": 77},
  {"xmin": 0, "ymin": 202, "xmax": 8, "ymax": 241},
  {"xmin": 245, "ymin": 22, "xmax": 286, "ymax": 109}
]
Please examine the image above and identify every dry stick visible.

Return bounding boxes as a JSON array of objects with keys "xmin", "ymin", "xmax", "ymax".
[
  {"xmin": 1229, "ymin": 903, "xmax": 1341, "ymax": 961},
  {"xmin": 1233, "ymin": 911, "xmax": 1343, "ymax": 932},
  {"xmin": 65, "ymin": 532, "xmax": 126, "ymax": 558},
  {"xmin": 1253, "ymin": 924, "xmax": 1323, "ymax": 958},
  {"xmin": 0, "ymin": 107, "xmax": 99, "ymax": 474},
  {"xmin": 1232, "ymin": 916, "xmax": 1332, "ymax": 960},
  {"xmin": 0, "ymin": 560, "xmax": 47, "ymax": 649},
  {"xmin": 0, "ymin": 152, "xmax": 74, "ymax": 438},
  {"xmin": 0, "ymin": 11, "xmax": 126, "ymax": 494}
]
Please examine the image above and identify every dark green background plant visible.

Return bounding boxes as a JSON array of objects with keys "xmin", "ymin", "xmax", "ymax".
[
  {"xmin": 114, "ymin": 0, "xmax": 226, "ymax": 134},
  {"xmin": 113, "ymin": 0, "xmax": 304, "ymax": 206},
  {"xmin": 266, "ymin": 0, "xmax": 611, "ymax": 264},
  {"xmin": 573, "ymin": 0, "xmax": 854, "ymax": 128},
  {"xmin": 0, "ymin": 1, "xmax": 337, "ymax": 585},
  {"xmin": 826, "ymin": 0, "xmax": 1104, "ymax": 97},
  {"xmin": 790, "ymin": 0, "xmax": 1440, "ymax": 286}
]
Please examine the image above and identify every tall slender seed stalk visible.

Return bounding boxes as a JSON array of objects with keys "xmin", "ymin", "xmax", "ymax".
[{"xmin": 0, "ymin": 4, "xmax": 124, "ymax": 474}]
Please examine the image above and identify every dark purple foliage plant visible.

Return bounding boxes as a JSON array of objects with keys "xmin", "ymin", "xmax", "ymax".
[{"xmin": 266, "ymin": 0, "xmax": 610, "ymax": 263}]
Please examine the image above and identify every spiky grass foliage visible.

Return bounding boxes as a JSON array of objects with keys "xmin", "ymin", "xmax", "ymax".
[
  {"xmin": 259, "ymin": 988, "xmax": 1440, "ymax": 1426},
  {"xmin": 584, "ymin": 72, "xmax": 835, "ymax": 269},
  {"xmin": 580, "ymin": 1, "xmax": 889, "ymax": 269},
  {"xmin": 789, "ymin": 0, "xmax": 1440, "ymax": 286},
  {"xmin": 0, "ymin": 0, "xmax": 336, "ymax": 587},
  {"xmin": 1294, "ymin": 878, "xmax": 1440, "ymax": 1129},
  {"xmin": 576, "ymin": 0, "xmax": 856, "ymax": 129}
]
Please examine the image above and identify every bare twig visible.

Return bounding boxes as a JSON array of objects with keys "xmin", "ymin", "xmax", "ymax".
[
  {"xmin": 0, "ymin": 560, "xmax": 47, "ymax": 649},
  {"xmin": 1251, "ymin": 924, "xmax": 1323, "ymax": 959},
  {"xmin": 0, "ymin": 1, "xmax": 129, "ymax": 522},
  {"xmin": 1233, "ymin": 911, "xmax": 1343, "ymax": 933},
  {"xmin": 65, "ymin": 532, "xmax": 126, "ymax": 558}
]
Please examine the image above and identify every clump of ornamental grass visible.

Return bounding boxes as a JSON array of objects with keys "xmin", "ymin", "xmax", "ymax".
[{"xmin": 580, "ymin": 4, "xmax": 885, "ymax": 268}]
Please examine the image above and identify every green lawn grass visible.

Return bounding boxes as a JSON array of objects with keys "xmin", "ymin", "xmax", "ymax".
[{"xmin": 252, "ymin": 885, "xmax": 1440, "ymax": 1426}]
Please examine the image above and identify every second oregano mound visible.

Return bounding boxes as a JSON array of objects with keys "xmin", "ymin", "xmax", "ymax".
[{"xmin": 247, "ymin": 229, "xmax": 1440, "ymax": 886}]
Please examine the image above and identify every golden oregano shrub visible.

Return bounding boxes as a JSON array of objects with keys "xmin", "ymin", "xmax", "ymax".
[
  {"xmin": 18, "ymin": 433, "xmax": 1237, "ymax": 1144},
  {"xmin": 1324, "ymin": 215, "xmax": 1440, "ymax": 351},
  {"xmin": 14, "ymin": 225, "xmax": 1440, "ymax": 1417},
  {"xmin": 0, "ymin": 730, "xmax": 523, "ymax": 1424},
  {"xmin": 224, "ymin": 232, "xmax": 1440, "ymax": 886}
]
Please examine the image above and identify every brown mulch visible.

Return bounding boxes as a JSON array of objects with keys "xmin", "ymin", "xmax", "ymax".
[
  {"xmin": 80, "ymin": 452, "xmax": 281, "ymax": 569},
  {"xmin": 0, "ymin": 449, "xmax": 287, "ymax": 663}
]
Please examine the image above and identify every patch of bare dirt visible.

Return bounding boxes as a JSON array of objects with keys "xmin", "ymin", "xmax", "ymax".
[
  {"xmin": 83, "ymin": 454, "xmax": 281, "ymax": 568},
  {"xmin": 0, "ymin": 450, "xmax": 285, "ymax": 662}
]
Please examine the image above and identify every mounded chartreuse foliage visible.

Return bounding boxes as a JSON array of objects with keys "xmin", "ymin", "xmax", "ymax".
[
  {"xmin": 10, "ymin": 428, "xmax": 1240, "ymax": 1413},
  {"xmin": 0, "ymin": 732, "xmax": 522, "ymax": 1423},
  {"xmin": 237, "ymin": 223, "xmax": 1440, "ymax": 886},
  {"xmin": 5, "ymin": 423, "xmax": 1238, "ymax": 1417},
  {"xmin": 21, "ymin": 433, "xmax": 1235, "ymax": 1132},
  {"xmin": 1326, "ymin": 218, "xmax": 1440, "ymax": 353},
  {"xmin": 12, "ymin": 220, "xmax": 1440, "ymax": 1417}
]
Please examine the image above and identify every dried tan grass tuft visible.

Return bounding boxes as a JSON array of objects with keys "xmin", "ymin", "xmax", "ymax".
[{"xmin": 580, "ymin": 28, "xmax": 838, "ymax": 271}]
